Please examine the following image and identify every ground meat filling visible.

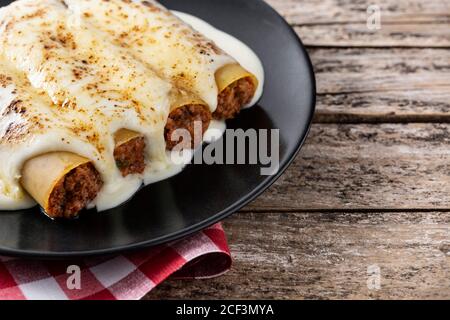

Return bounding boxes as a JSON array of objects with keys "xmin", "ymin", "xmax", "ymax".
[
  {"xmin": 213, "ymin": 77, "xmax": 256, "ymax": 120},
  {"xmin": 114, "ymin": 137, "xmax": 146, "ymax": 177},
  {"xmin": 47, "ymin": 163, "xmax": 103, "ymax": 219},
  {"xmin": 165, "ymin": 104, "xmax": 212, "ymax": 150}
]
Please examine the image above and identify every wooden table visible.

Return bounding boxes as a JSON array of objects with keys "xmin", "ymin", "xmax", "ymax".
[{"xmin": 146, "ymin": 0, "xmax": 450, "ymax": 299}]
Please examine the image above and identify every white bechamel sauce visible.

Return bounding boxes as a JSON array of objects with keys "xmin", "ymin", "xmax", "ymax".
[
  {"xmin": 173, "ymin": 11, "xmax": 265, "ymax": 108},
  {"xmin": 0, "ymin": 3, "xmax": 264, "ymax": 212}
]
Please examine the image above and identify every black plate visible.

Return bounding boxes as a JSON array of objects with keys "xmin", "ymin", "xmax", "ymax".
[{"xmin": 0, "ymin": 0, "xmax": 315, "ymax": 258}]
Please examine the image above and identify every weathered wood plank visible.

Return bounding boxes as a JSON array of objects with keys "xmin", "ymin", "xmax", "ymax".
[
  {"xmin": 315, "ymin": 89, "xmax": 450, "ymax": 123},
  {"xmin": 266, "ymin": 0, "xmax": 450, "ymax": 25},
  {"xmin": 310, "ymin": 48, "xmax": 450, "ymax": 120},
  {"xmin": 147, "ymin": 211, "xmax": 450, "ymax": 299},
  {"xmin": 263, "ymin": 0, "xmax": 450, "ymax": 47},
  {"xmin": 312, "ymin": 48, "xmax": 450, "ymax": 94},
  {"xmin": 295, "ymin": 24, "xmax": 450, "ymax": 47},
  {"xmin": 244, "ymin": 123, "xmax": 450, "ymax": 211}
]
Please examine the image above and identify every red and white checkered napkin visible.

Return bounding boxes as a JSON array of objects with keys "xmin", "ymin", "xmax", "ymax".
[{"xmin": 0, "ymin": 223, "xmax": 231, "ymax": 300}]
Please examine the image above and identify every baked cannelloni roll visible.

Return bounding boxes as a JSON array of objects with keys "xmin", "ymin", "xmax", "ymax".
[
  {"xmin": 21, "ymin": 152, "xmax": 103, "ymax": 219},
  {"xmin": 114, "ymin": 129, "xmax": 146, "ymax": 176},
  {"xmin": 65, "ymin": 0, "xmax": 259, "ymax": 120},
  {"xmin": 0, "ymin": 57, "xmax": 105, "ymax": 217},
  {"xmin": 215, "ymin": 64, "xmax": 259, "ymax": 119},
  {"xmin": 166, "ymin": 91, "xmax": 211, "ymax": 150}
]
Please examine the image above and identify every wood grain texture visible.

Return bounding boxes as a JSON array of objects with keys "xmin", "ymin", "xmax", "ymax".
[
  {"xmin": 295, "ymin": 24, "xmax": 450, "ymax": 48},
  {"xmin": 312, "ymin": 48, "xmax": 450, "ymax": 94},
  {"xmin": 311, "ymin": 48, "xmax": 450, "ymax": 121},
  {"xmin": 264, "ymin": 0, "xmax": 450, "ymax": 47},
  {"xmin": 266, "ymin": 0, "xmax": 450, "ymax": 24},
  {"xmin": 245, "ymin": 123, "xmax": 450, "ymax": 211},
  {"xmin": 147, "ymin": 211, "xmax": 450, "ymax": 299},
  {"xmin": 315, "ymin": 89, "xmax": 450, "ymax": 123}
]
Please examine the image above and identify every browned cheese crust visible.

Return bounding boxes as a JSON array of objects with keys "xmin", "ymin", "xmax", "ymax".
[
  {"xmin": 47, "ymin": 163, "xmax": 103, "ymax": 219},
  {"xmin": 113, "ymin": 137, "xmax": 146, "ymax": 177},
  {"xmin": 213, "ymin": 77, "xmax": 256, "ymax": 120},
  {"xmin": 165, "ymin": 104, "xmax": 212, "ymax": 150}
]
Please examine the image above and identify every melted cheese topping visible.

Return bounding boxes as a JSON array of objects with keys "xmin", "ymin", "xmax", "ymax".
[
  {"xmin": 65, "ymin": 0, "xmax": 236, "ymax": 111},
  {"xmin": 172, "ymin": 11, "xmax": 264, "ymax": 108},
  {"xmin": 0, "ymin": 0, "xmax": 264, "ymax": 212}
]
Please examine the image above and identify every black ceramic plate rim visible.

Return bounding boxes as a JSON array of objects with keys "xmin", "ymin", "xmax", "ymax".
[{"xmin": 0, "ymin": 0, "xmax": 316, "ymax": 258}]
